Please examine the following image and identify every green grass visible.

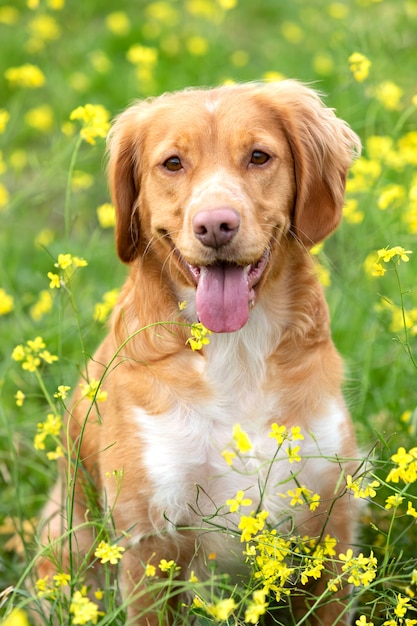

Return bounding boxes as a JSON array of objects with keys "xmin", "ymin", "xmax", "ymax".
[{"xmin": 1, "ymin": 0, "xmax": 417, "ymax": 624}]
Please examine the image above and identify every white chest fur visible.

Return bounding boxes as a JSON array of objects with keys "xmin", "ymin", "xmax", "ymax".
[{"xmin": 132, "ymin": 309, "xmax": 347, "ymax": 550}]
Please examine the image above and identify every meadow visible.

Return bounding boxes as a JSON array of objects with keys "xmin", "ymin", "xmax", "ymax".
[{"xmin": 1, "ymin": 0, "xmax": 417, "ymax": 624}]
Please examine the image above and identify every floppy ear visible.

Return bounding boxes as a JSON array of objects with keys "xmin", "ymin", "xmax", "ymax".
[
  {"xmin": 261, "ymin": 81, "xmax": 361, "ymax": 248},
  {"xmin": 107, "ymin": 103, "xmax": 150, "ymax": 263}
]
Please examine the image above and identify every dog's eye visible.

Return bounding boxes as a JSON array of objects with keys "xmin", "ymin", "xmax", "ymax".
[
  {"xmin": 250, "ymin": 150, "xmax": 270, "ymax": 166},
  {"xmin": 163, "ymin": 156, "xmax": 183, "ymax": 172}
]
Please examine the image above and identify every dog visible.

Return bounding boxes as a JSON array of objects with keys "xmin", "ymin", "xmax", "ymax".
[{"xmin": 38, "ymin": 81, "xmax": 361, "ymax": 625}]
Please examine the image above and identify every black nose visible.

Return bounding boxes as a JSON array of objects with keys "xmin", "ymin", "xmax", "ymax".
[{"xmin": 193, "ymin": 207, "xmax": 240, "ymax": 249}]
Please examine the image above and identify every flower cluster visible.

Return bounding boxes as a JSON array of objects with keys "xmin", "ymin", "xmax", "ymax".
[
  {"xmin": 346, "ymin": 474, "xmax": 380, "ymax": 499},
  {"xmin": 94, "ymin": 540, "xmax": 125, "ymax": 564},
  {"xmin": 387, "ymin": 447, "xmax": 417, "ymax": 484},
  {"xmin": 348, "ymin": 52, "xmax": 371, "ymax": 82},
  {"xmin": 338, "ymin": 549, "xmax": 378, "ymax": 587},
  {"xmin": 47, "ymin": 252, "xmax": 88, "ymax": 289},
  {"xmin": 69, "ymin": 104, "xmax": 111, "ymax": 145},
  {"xmin": 370, "ymin": 246, "xmax": 412, "ymax": 277},
  {"xmin": 93, "ymin": 288, "xmax": 119, "ymax": 322},
  {"xmin": 80, "ymin": 379, "xmax": 108, "ymax": 403},
  {"xmin": 0, "ymin": 287, "xmax": 14, "ymax": 315},
  {"xmin": 11, "ymin": 336, "xmax": 58, "ymax": 372},
  {"xmin": 34, "ymin": 413, "xmax": 63, "ymax": 460},
  {"xmin": 186, "ymin": 322, "xmax": 212, "ymax": 351}
]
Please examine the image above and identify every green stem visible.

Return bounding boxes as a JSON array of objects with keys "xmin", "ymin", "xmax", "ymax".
[{"xmin": 64, "ymin": 135, "xmax": 83, "ymax": 244}]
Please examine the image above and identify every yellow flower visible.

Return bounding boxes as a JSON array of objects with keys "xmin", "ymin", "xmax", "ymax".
[
  {"xmin": 395, "ymin": 594, "xmax": 411, "ymax": 618},
  {"xmin": 221, "ymin": 449, "xmax": 236, "ymax": 466},
  {"xmin": 226, "ymin": 490, "xmax": 252, "ymax": 513},
  {"xmin": 186, "ymin": 322, "xmax": 212, "ymax": 351},
  {"xmin": 70, "ymin": 104, "xmax": 111, "ymax": 145},
  {"xmin": 0, "ymin": 287, "xmax": 14, "ymax": 315},
  {"xmin": 48, "ymin": 272, "xmax": 61, "ymax": 289},
  {"xmin": 127, "ymin": 45, "xmax": 158, "ymax": 66},
  {"xmin": 238, "ymin": 510, "xmax": 268, "ymax": 542},
  {"xmin": 0, "ymin": 7, "xmax": 19, "ymax": 25},
  {"xmin": 24, "ymin": 105, "xmax": 54, "ymax": 132},
  {"xmin": 30, "ymin": 290, "xmax": 53, "ymax": 321},
  {"xmin": 344, "ymin": 199, "xmax": 364, "ymax": 224},
  {"xmin": 80, "ymin": 379, "xmax": 107, "ymax": 403},
  {"xmin": 53, "ymin": 572, "xmax": 70, "ymax": 588},
  {"xmin": 348, "ymin": 52, "xmax": 371, "ymax": 82},
  {"xmin": 269, "ymin": 423, "xmax": 287, "ymax": 444},
  {"xmin": 388, "ymin": 446, "xmax": 417, "ymax": 484},
  {"xmin": 97, "ymin": 202, "xmax": 116, "ymax": 228},
  {"xmin": 158, "ymin": 558, "xmax": 180, "ymax": 574},
  {"xmin": 15, "ymin": 390, "xmax": 25, "ymax": 407},
  {"xmin": 286, "ymin": 444, "xmax": 301, "ymax": 463},
  {"xmin": 2, "ymin": 608, "xmax": 30, "ymax": 626},
  {"xmin": 0, "ymin": 108, "xmax": 10, "ymax": 133},
  {"xmin": 55, "ymin": 253, "xmax": 73, "ymax": 270},
  {"xmin": 106, "ymin": 11, "xmax": 131, "ymax": 35},
  {"xmin": 186, "ymin": 36, "xmax": 209, "ymax": 56},
  {"xmin": 0, "ymin": 182, "xmax": 9, "ymax": 209},
  {"xmin": 232, "ymin": 423, "xmax": 252, "ymax": 453},
  {"xmin": 69, "ymin": 590, "xmax": 101, "ymax": 625},
  {"xmin": 385, "ymin": 494, "xmax": 404, "ymax": 510},
  {"xmin": 339, "ymin": 549, "xmax": 377, "ymax": 587},
  {"xmin": 209, "ymin": 597, "xmax": 237, "ymax": 620},
  {"xmin": 377, "ymin": 184, "xmax": 406, "ymax": 211},
  {"xmin": 244, "ymin": 588, "xmax": 269, "ymax": 624},
  {"xmin": 54, "ymin": 385, "xmax": 71, "ymax": 400},
  {"xmin": 356, "ymin": 616, "xmax": 374, "ymax": 626},
  {"xmin": 375, "ymin": 81, "xmax": 403, "ymax": 111},
  {"xmin": 47, "ymin": 446, "xmax": 64, "ymax": 460},
  {"xmin": 346, "ymin": 475, "xmax": 380, "ymax": 499},
  {"xmin": 145, "ymin": 563, "xmax": 156, "ymax": 577},
  {"xmin": 188, "ymin": 570, "xmax": 198, "ymax": 583},
  {"xmin": 5, "ymin": 64, "xmax": 46, "ymax": 88},
  {"xmin": 93, "ymin": 288, "xmax": 119, "ymax": 322},
  {"xmin": 407, "ymin": 501, "xmax": 417, "ymax": 518},
  {"xmin": 94, "ymin": 540, "xmax": 125, "ymax": 564}
]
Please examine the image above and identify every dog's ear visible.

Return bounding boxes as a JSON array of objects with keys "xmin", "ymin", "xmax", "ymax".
[
  {"xmin": 261, "ymin": 81, "xmax": 361, "ymax": 248},
  {"xmin": 107, "ymin": 103, "xmax": 150, "ymax": 263}
]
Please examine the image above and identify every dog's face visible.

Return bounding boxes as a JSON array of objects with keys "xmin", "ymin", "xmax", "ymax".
[{"xmin": 108, "ymin": 82, "xmax": 360, "ymax": 332}]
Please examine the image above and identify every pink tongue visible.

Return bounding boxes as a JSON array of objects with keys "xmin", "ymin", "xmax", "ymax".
[{"xmin": 196, "ymin": 264, "xmax": 249, "ymax": 333}]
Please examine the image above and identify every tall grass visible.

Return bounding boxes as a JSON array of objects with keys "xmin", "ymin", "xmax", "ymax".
[{"xmin": 1, "ymin": 0, "xmax": 417, "ymax": 624}]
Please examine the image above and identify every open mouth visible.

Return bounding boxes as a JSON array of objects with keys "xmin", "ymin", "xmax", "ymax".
[{"xmin": 183, "ymin": 249, "xmax": 270, "ymax": 333}]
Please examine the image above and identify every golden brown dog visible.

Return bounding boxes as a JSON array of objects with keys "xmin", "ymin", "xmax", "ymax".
[{"xmin": 39, "ymin": 81, "xmax": 361, "ymax": 625}]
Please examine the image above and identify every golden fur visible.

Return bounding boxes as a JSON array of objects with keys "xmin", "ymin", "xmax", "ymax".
[{"xmin": 38, "ymin": 81, "xmax": 361, "ymax": 625}]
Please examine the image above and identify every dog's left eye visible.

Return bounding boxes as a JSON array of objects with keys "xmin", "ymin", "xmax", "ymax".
[
  {"xmin": 250, "ymin": 150, "xmax": 270, "ymax": 166},
  {"xmin": 163, "ymin": 156, "xmax": 183, "ymax": 172}
]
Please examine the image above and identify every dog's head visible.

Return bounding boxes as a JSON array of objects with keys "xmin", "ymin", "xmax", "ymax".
[{"xmin": 108, "ymin": 81, "xmax": 360, "ymax": 333}]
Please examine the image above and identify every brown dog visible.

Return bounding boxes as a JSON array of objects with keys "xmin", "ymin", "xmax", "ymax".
[{"xmin": 39, "ymin": 81, "xmax": 361, "ymax": 624}]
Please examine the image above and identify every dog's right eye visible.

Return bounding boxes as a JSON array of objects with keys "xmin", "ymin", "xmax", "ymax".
[{"xmin": 163, "ymin": 156, "xmax": 183, "ymax": 172}]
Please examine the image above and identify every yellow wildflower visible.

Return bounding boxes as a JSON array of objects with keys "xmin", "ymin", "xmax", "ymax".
[
  {"xmin": 69, "ymin": 590, "xmax": 101, "ymax": 625},
  {"xmin": 407, "ymin": 501, "xmax": 417, "ymax": 518},
  {"xmin": 209, "ymin": 598, "xmax": 237, "ymax": 620},
  {"xmin": 48, "ymin": 272, "xmax": 61, "ymax": 289},
  {"xmin": 186, "ymin": 322, "xmax": 212, "ymax": 351},
  {"xmin": 5, "ymin": 64, "xmax": 46, "ymax": 88},
  {"xmin": 2, "ymin": 608, "xmax": 30, "ymax": 626},
  {"xmin": 348, "ymin": 52, "xmax": 371, "ymax": 82},
  {"xmin": 80, "ymin": 379, "xmax": 107, "ymax": 403},
  {"xmin": 15, "ymin": 390, "xmax": 25, "ymax": 407},
  {"xmin": 244, "ymin": 588, "xmax": 269, "ymax": 624},
  {"xmin": 269, "ymin": 422, "xmax": 287, "ymax": 444},
  {"xmin": 94, "ymin": 540, "xmax": 125, "ymax": 564},
  {"xmin": 70, "ymin": 104, "xmax": 111, "ymax": 145},
  {"xmin": 0, "ymin": 288, "xmax": 14, "ymax": 315},
  {"xmin": 232, "ymin": 423, "xmax": 252, "ymax": 453},
  {"xmin": 226, "ymin": 490, "xmax": 252, "ymax": 512},
  {"xmin": 0, "ymin": 109, "xmax": 10, "ymax": 133},
  {"xmin": 238, "ymin": 510, "xmax": 268, "ymax": 542},
  {"xmin": 94, "ymin": 288, "xmax": 119, "ymax": 322},
  {"xmin": 30, "ymin": 290, "xmax": 53, "ymax": 321},
  {"xmin": 286, "ymin": 444, "xmax": 302, "ymax": 463},
  {"xmin": 106, "ymin": 11, "xmax": 131, "ymax": 35},
  {"xmin": 221, "ymin": 449, "xmax": 236, "ymax": 466},
  {"xmin": 375, "ymin": 81, "xmax": 403, "ymax": 111},
  {"xmin": 145, "ymin": 563, "xmax": 156, "ymax": 577},
  {"xmin": 97, "ymin": 202, "xmax": 116, "ymax": 228},
  {"xmin": 24, "ymin": 105, "xmax": 54, "ymax": 132},
  {"xmin": 346, "ymin": 475, "xmax": 380, "ymax": 499}
]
